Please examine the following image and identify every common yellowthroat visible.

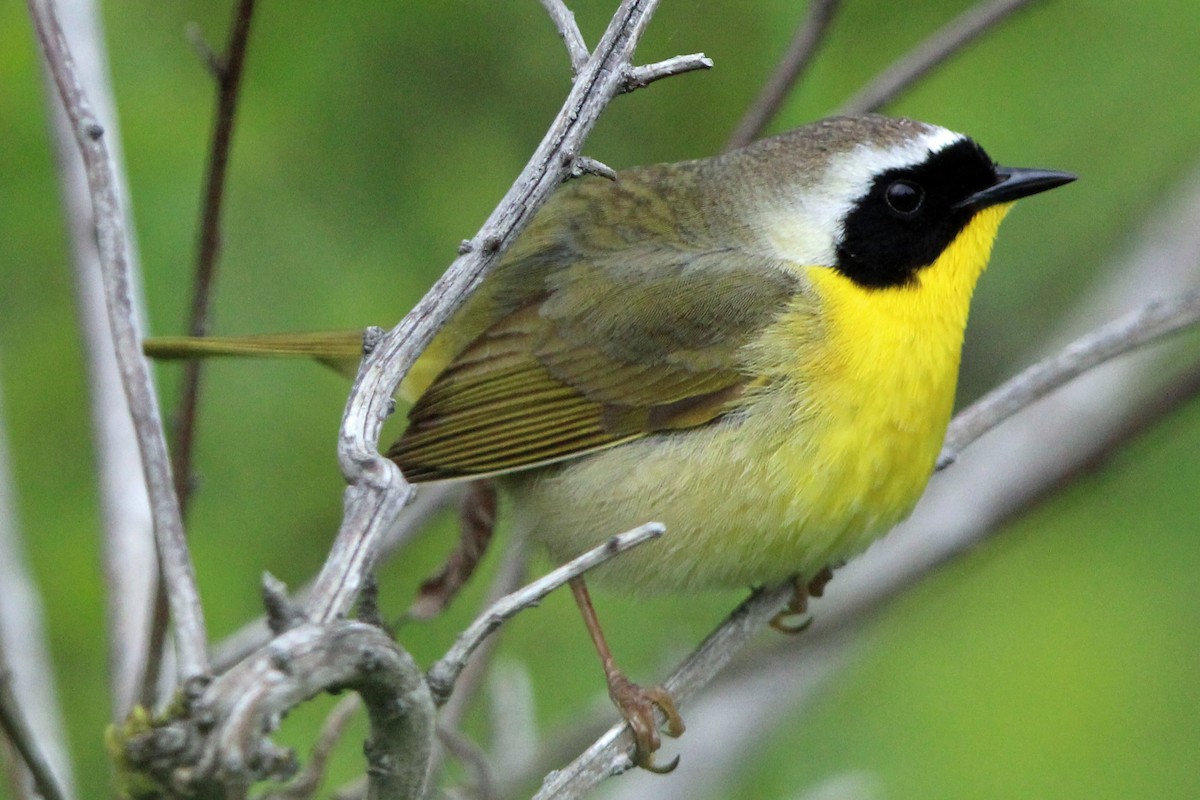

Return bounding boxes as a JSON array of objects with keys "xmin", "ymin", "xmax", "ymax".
[{"xmin": 145, "ymin": 114, "xmax": 1074, "ymax": 770}]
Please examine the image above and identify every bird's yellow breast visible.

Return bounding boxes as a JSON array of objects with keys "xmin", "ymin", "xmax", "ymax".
[{"xmin": 515, "ymin": 205, "xmax": 1010, "ymax": 591}]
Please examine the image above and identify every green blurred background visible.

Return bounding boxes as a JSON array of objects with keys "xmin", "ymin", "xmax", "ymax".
[{"xmin": 2, "ymin": 0, "xmax": 1199, "ymax": 797}]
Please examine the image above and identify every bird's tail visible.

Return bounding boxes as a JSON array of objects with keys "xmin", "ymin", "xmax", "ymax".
[{"xmin": 142, "ymin": 330, "xmax": 367, "ymax": 377}]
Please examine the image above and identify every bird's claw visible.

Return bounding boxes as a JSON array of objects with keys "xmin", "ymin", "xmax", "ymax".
[
  {"xmin": 608, "ymin": 674, "xmax": 685, "ymax": 772},
  {"xmin": 769, "ymin": 612, "xmax": 813, "ymax": 634},
  {"xmin": 769, "ymin": 568, "xmax": 834, "ymax": 634}
]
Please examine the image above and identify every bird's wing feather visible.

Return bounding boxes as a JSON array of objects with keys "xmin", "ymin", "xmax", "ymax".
[{"xmin": 388, "ymin": 245, "xmax": 804, "ymax": 482}]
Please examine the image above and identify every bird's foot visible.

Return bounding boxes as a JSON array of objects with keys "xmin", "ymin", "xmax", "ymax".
[
  {"xmin": 607, "ymin": 672, "xmax": 686, "ymax": 773},
  {"xmin": 769, "ymin": 566, "xmax": 834, "ymax": 634}
]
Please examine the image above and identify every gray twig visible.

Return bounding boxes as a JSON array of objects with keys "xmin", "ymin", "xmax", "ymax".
[
  {"xmin": 839, "ymin": 0, "xmax": 1042, "ymax": 115},
  {"xmin": 39, "ymin": 0, "xmax": 157, "ymax": 722},
  {"xmin": 428, "ymin": 523, "xmax": 664, "ymax": 705},
  {"xmin": 622, "ymin": 54, "xmax": 713, "ymax": 91},
  {"xmin": 27, "ymin": 0, "xmax": 209, "ymax": 679},
  {"xmin": 939, "ymin": 290, "xmax": 1200, "ymax": 467},
  {"xmin": 724, "ymin": 0, "xmax": 841, "ymax": 150},
  {"xmin": 538, "ymin": 0, "xmax": 588, "ymax": 74}
]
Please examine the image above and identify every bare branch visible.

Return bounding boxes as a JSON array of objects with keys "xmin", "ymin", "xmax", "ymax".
[
  {"xmin": 838, "ymin": 0, "xmax": 1042, "ymax": 115},
  {"xmin": 569, "ymin": 155, "xmax": 618, "ymax": 181},
  {"xmin": 427, "ymin": 523, "xmax": 664, "ymax": 706},
  {"xmin": 123, "ymin": 620, "xmax": 433, "ymax": 798},
  {"xmin": 28, "ymin": 0, "xmax": 209, "ymax": 678},
  {"xmin": 725, "ymin": 0, "xmax": 842, "ymax": 151},
  {"xmin": 0, "ymin": 672, "xmax": 68, "ymax": 800},
  {"xmin": 39, "ymin": 0, "xmax": 157, "ymax": 721},
  {"xmin": 939, "ymin": 289, "xmax": 1200, "ymax": 467},
  {"xmin": 621, "ymin": 54, "xmax": 713, "ymax": 91},
  {"xmin": 538, "ymin": 0, "xmax": 588, "ymax": 74},
  {"xmin": 171, "ymin": 0, "xmax": 258, "ymax": 512},
  {"xmin": 307, "ymin": 0, "xmax": 683, "ymax": 628}
]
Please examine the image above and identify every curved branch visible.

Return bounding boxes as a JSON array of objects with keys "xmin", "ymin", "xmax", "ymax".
[
  {"xmin": 123, "ymin": 620, "xmax": 434, "ymax": 799},
  {"xmin": 538, "ymin": 0, "xmax": 588, "ymax": 73}
]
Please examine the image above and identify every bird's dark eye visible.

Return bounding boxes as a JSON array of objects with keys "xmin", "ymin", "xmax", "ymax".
[{"xmin": 884, "ymin": 180, "xmax": 924, "ymax": 217}]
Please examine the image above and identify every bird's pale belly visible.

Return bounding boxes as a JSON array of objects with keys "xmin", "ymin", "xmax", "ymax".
[{"xmin": 509, "ymin": 373, "xmax": 951, "ymax": 593}]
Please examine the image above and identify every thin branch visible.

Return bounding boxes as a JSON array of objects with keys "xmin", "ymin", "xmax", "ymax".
[
  {"xmin": 306, "ymin": 0, "xmax": 682, "ymax": 628},
  {"xmin": 838, "ymin": 0, "xmax": 1042, "ymax": 115},
  {"xmin": 0, "ymin": 672, "xmax": 68, "ymax": 800},
  {"xmin": 537, "ymin": 0, "xmax": 588, "ymax": 74},
  {"xmin": 427, "ymin": 523, "xmax": 664, "ymax": 705},
  {"xmin": 621, "ymin": 54, "xmax": 713, "ymax": 92},
  {"xmin": 30, "ymin": 0, "xmax": 209, "ymax": 682},
  {"xmin": 142, "ymin": 0, "xmax": 258, "ymax": 709},
  {"xmin": 440, "ymin": 539, "xmax": 530, "ymax": 733},
  {"xmin": 40, "ymin": 0, "xmax": 158, "ymax": 722},
  {"xmin": 939, "ymin": 289, "xmax": 1200, "ymax": 467},
  {"xmin": 724, "ymin": 0, "xmax": 842, "ymax": 151},
  {"xmin": 171, "ymin": 0, "xmax": 258, "ymax": 511}
]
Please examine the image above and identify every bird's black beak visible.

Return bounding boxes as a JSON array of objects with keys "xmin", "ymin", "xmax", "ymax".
[{"xmin": 957, "ymin": 166, "xmax": 1076, "ymax": 211}]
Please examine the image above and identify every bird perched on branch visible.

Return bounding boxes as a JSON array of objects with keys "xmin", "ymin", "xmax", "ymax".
[{"xmin": 145, "ymin": 114, "xmax": 1074, "ymax": 772}]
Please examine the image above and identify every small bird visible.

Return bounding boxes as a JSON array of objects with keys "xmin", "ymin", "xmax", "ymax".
[{"xmin": 145, "ymin": 114, "xmax": 1074, "ymax": 771}]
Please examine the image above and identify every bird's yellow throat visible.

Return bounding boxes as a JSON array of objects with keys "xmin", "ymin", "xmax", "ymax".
[{"xmin": 771, "ymin": 202, "xmax": 1013, "ymax": 564}]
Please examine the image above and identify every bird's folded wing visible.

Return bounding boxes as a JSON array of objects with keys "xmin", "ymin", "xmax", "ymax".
[{"xmin": 388, "ymin": 249, "xmax": 804, "ymax": 481}]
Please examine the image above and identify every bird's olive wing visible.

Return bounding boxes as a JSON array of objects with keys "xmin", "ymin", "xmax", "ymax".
[{"xmin": 388, "ymin": 250, "xmax": 802, "ymax": 482}]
